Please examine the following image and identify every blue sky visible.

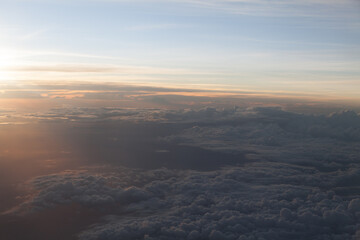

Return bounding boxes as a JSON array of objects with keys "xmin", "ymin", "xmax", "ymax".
[{"xmin": 0, "ymin": 0, "xmax": 359, "ymax": 98}]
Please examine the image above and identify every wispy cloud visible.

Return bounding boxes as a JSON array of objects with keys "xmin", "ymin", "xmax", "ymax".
[
  {"xmin": 20, "ymin": 29, "xmax": 47, "ymax": 40},
  {"xmin": 17, "ymin": 0, "xmax": 359, "ymax": 18},
  {"xmin": 175, "ymin": 0, "xmax": 360, "ymax": 17},
  {"xmin": 6, "ymin": 63, "xmax": 211, "ymax": 75},
  {"xmin": 9, "ymin": 64, "xmax": 117, "ymax": 73},
  {"xmin": 124, "ymin": 23, "xmax": 185, "ymax": 31}
]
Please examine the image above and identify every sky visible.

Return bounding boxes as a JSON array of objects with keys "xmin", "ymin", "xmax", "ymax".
[
  {"xmin": 1, "ymin": 2, "xmax": 360, "ymax": 240},
  {"xmin": 0, "ymin": 0, "xmax": 359, "ymax": 99}
]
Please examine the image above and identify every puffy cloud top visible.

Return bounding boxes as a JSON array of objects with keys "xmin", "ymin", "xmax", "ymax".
[
  {"xmin": 11, "ymin": 161, "xmax": 360, "ymax": 240},
  {"xmin": 6, "ymin": 107, "xmax": 360, "ymax": 240}
]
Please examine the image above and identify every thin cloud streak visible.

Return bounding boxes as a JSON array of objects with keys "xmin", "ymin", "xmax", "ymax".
[
  {"xmin": 14, "ymin": 0, "xmax": 359, "ymax": 18},
  {"xmin": 175, "ymin": 0, "xmax": 360, "ymax": 17}
]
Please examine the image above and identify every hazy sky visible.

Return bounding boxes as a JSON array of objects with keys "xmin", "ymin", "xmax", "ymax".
[
  {"xmin": 0, "ymin": 0, "xmax": 359, "ymax": 98},
  {"xmin": 1, "ymin": 2, "xmax": 360, "ymax": 239}
]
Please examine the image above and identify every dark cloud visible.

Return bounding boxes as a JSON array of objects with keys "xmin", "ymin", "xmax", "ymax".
[
  {"xmin": 11, "ymin": 163, "xmax": 359, "ymax": 240},
  {"xmin": 163, "ymin": 108, "xmax": 360, "ymax": 164},
  {"xmin": 3, "ymin": 107, "xmax": 360, "ymax": 240}
]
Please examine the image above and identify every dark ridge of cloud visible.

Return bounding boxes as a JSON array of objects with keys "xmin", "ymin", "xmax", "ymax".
[
  {"xmin": 4, "ymin": 81, "xmax": 347, "ymax": 100},
  {"xmin": 19, "ymin": 105, "xmax": 360, "ymax": 127},
  {"xmin": 162, "ymin": 108, "xmax": 360, "ymax": 161}
]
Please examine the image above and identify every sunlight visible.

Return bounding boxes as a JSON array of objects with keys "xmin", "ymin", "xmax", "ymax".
[
  {"xmin": 0, "ymin": 50, "xmax": 19, "ymax": 82},
  {"xmin": 0, "ymin": 70, "xmax": 11, "ymax": 82},
  {"xmin": 0, "ymin": 68, "xmax": 12, "ymax": 81}
]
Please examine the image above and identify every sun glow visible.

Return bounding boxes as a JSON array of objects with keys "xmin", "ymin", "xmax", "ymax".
[
  {"xmin": 0, "ymin": 67, "xmax": 11, "ymax": 82},
  {"xmin": 0, "ymin": 69, "xmax": 13, "ymax": 82},
  {"xmin": 0, "ymin": 50, "xmax": 20, "ymax": 82}
]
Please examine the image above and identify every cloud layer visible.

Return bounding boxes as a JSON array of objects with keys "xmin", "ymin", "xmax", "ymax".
[
  {"xmin": 6, "ymin": 107, "xmax": 360, "ymax": 239},
  {"xmin": 14, "ymin": 164, "xmax": 360, "ymax": 240}
]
